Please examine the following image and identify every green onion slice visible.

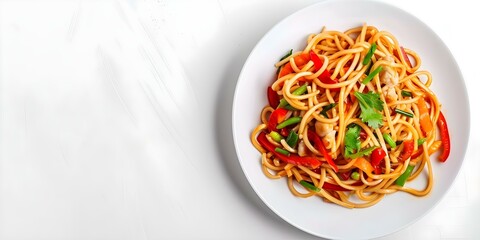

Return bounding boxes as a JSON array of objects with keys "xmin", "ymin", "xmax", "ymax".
[
  {"xmin": 362, "ymin": 66, "xmax": 383, "ymax": 85},
  {"xmin": 320, "ymin": 103, "xmax": 337, "ymax": 118},
  {"xmin": 274, "ymin": 147, "xmax": 290, "ymax": 156},
  {"xmin": 292, "ymin": 84, "xmax": 308, "ymax": 95},
  {"xmin": 395, "ymin": 108, "xmax": 414, "ymax": 118},
  {"xmin": 362, "ymin": 43, "xmax": 377, "ymax": 65},
  {"xmin": 383, "ymin": 133, "xmax": 397, "ymax": 148},
  {"xmin": 269, "ymin": 131, "xmax": 283, "ymax": 142},
  {"xmin": 401, "ymin": 90, "xmax": 412, "ymax": 97},
  {"xmin": 286, "ymin": 131, "xmax": 299, "ymax": 148},
  {"xmin": 395, "ymin": 165, "xmax": 415, "ymax": 186},
  {"xmin": 299, "ymin": 180, "xmax": 320, "ymax": 192},
  {"xmin": 280, "ymin": 49, "xmax": 293, "ymax": 61},
  {"xmin": 276, "ymin": 117, "xmax": 302, "ymax": 129}
]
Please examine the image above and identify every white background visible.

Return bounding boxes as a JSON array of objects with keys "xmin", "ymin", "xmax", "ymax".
[{"xmin": 0, "ymin": 0, "xmax": 478, "ymax": 239}]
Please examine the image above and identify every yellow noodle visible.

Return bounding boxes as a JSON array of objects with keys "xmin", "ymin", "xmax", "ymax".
[{"xmin": 251, "ymin": 24, "xmax": 447, "ymax": 208}]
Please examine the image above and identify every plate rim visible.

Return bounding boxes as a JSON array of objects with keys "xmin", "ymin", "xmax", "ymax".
[{"xmin": 231, "ymin": 0, "xmax": 470, "ymax": 238}]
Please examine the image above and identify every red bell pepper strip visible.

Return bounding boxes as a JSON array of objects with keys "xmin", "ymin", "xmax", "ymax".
[
  {"xmin": 359, "ymin": 129, "xmax": 368, "ymax": 140},
  {"xmin": 437, "ymin": 111, "xmax": 451, "ymax": 162},
  {"xmin": 322, "ymin": 182, "xmax": 348, "ymax": 191},
  {"xmin": 256, "ymin": 132, "xmax": 321, "ymax": 168},
  {"xmin": 278, "ymin": 63, "xmax": 293, "ymax": 78},
  {"xmin": 309, "ymin": 50, "xmax": 339, "ymax": 92},
  {"xmin": 339, "ymin": 170, "xmax": 352, "ymax": 181},
  {"xmin": 400, "ymin": 46, "xmax": 412, "ymax": 68},
  {"xmin": 267, "ymin": 87, "xmax": 279, "ymax": 109},
  {"xmin": 370, "ymin": 148, "xmax": 386, "ymax": 174},
  {"xmin": 267, "ymin": 108, "xmax": 288, "ymax": 132},
  {"xmin": 411, "ymin": 147, "xmax": 424, "ymax": 159},
  {"xmin": 307, "ymin": 130, "xmax": 338, "ymax": 172},
  {"xmin": 280, "ymin": 128, "xmax": 290, "ymax": 137},
  {"xmin": 278, "ymin": 53, "xmax": 310, "ymax": 79},
  {"xmin": 398, "ymin": 140, "xmax": 414, "ymax": 162}
]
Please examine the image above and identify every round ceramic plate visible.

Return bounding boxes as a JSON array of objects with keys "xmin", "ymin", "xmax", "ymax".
[{"xmin": 232, "ymin": 0, "xmax": 469, "ymax": 239}]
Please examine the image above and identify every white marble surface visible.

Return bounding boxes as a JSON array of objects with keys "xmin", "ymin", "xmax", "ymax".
[{"xmin": 0, "ymin": 0, "xmax": 477, "ymax": 239}]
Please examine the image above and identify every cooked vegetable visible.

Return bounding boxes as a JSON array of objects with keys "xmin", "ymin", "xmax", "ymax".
[
  {"xmin": 257, "ymin": 132, "xmax": 321, "ymax": 168},
  {"xmin": 362, "ymin": 43, "xmax": 377, "ymax": 65},
  {"xmin": 371, "ymin": 148, "xmax": 386, "ymax": 174},
  {"xmin": 268, "ymin": 108, "xmax": 288, "ymax": 131},
  {"xmin": 418, "ymin": 97, "xmax": 433, "ymax": 134},
  {"xmin": 395, "ymin": 108, "xmax": 414, "ymax": 118},
  {"xmin": 437, "ymin": 111, "xmax": 451, "ymax": 162},
  {"xmin": 286, "ymin": 130, "xmax": 299, "ymax": 148},
  {"xmin": 269, "ymin": 131, "xmax": 283, "ymax": 142},
  {"xmin": 354, "ymin": 91, "xmax": 384, "ymax": 129},
  {"xmin": 277, "ymin": 116, "xmax": 302, "ymax": 129},
  {"xmin": 383, "ymin": 133, "xmax": 396, "ymax": 148},
  {"xmin": 275, "ymin": 147, "xmax": 290, "ymax": 156},
  {"xmin": 395, "ymin": 164, "xmax": 415, "ymax": 186},
  {"xmin": 362, "ymin": 66, "xmax": 383, "ymax": 85},
  {"xmin": 299, "ymin": 180, "xmax": 320, "ymax": 192},
  {"xmin": 308, "ymin": 130, "xmax": 338, "ymax": 172}
]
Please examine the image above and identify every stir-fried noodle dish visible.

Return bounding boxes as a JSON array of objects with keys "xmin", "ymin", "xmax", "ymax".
[{"xmin": 250, "ymin": 24, "xmax": 451, "ymax": 208}]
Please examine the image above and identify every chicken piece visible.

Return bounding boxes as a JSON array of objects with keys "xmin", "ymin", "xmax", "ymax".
[
  {"xmin": 297, "ymin": 140, "xmax": 307, "ymax": 157},
  {"xmin": 322, "ymin": 130, "xmax": 337, "ymax": 150},
  {"xmin": 382, "ymin": 86, "xmax": 398, "ymax": 103},
  {"xmin": 315, "ymin": 122, "xmax": 333, "ymax": 137},
  {"xmin": 315, "ymin": 122, "xmax": 336, "ymax": 150},
  {"xmin": 379, "ymin": 55, "xmax": 399, "ymax": 103}
]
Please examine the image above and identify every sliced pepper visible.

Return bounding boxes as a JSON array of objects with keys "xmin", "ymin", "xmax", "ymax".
[
  {"xmin": 418, "ymin": 97, "xmax": 433, "ymax": 135},
  {"xmin": 370, "ymin": 148, "xmax": 386, "ymax": 174},
  {"xmin": 278, "ymin": 53, "xmax": 310, "ymax": 79},
  {"xmin": 267, "ymin": 108, "xmax": 288, "ymax": 132},
  {"xmin": 398, "ymin": 140, "xmax": 414, "ymax": 162},
  {"xmin": 267, "ymin": 87, "xmax": 279, "ymax": 109},
  {"xmin": 309, "ymin": 50, "xmax": 340, "ymax": 92},
  {"xmin": 437, "ymin": 111, "xmax": 451, "ymax": 162},
  {"xmin": 339, "ymin": 170, "xmax": 352, "ymax": 181},
  {"xmin": 308, "ymin": 130, "xmax": 338, "ymax": 172},
  {"xmin": 353, "ymin": 157, "xmax": 374, "ymax": 174},
  {"xmin": 411, "ymin": 147, "xmax": 424, "ymax": 159},
  {"xmin": 257, "ymin": 131, "xmax": 321, "ymax": 168},
  {"xmin": 400, "ymin": 46, "xmax": 412, "ymax": 68}
]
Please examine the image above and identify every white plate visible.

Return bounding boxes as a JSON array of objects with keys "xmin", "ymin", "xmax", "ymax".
[{"xmin": 232, "ymin": 0, "xmax": 469, "ymax": 239}]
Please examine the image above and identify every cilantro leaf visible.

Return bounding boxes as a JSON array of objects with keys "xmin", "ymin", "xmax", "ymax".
[
  {"xmin": 344, "ymin": 124, "xmax": 361, "ymax": 157},
  {"xmin": 354, "ymin": 91, "xmax": 384, "ymax": 129},
  {"xmin": 346, "ymin": 146, "xmax": 377, "ymax": 159},
  {"xmin": 344, "ymin": 124, "xmax": 378, "ymax": 159}
]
